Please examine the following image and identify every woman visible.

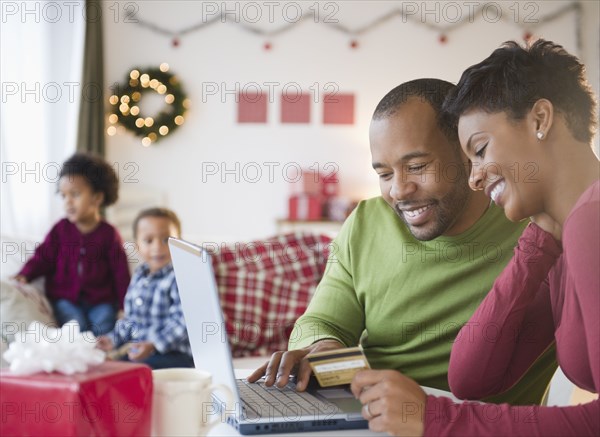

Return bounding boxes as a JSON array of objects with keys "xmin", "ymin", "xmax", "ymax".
[{"xmin": 351, "ymin": 39, "xmax": 598, "ymax": 436}]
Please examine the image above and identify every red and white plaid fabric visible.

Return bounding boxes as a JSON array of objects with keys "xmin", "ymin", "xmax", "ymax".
[{"xmin": 209, "ymin": 232, "xmax": 332, "ymax": 357}]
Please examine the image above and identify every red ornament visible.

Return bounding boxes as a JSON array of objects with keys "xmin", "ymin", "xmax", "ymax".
[
  {"xmin": 523, "ymin": 31, "xmax": 533, "ymax": 42},
  {"xmin": 264, "ymin": 42, "xmax": 272, "ymax": 51},
  {"xmin": 439, "ymin": 34, "xmax": 448, "ymax": 44},
  {"xmin": 350, "ymin": 40, "xmax": 359, "ymax": 49},
  {"xmin": 172, "ymin": 37, "xmax": 180, "ymax": 47}
]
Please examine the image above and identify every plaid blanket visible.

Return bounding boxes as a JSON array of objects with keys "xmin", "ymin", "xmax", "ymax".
[{"xmin": 209, "ymin": 232, "xmax": 332, "ymax": 357}]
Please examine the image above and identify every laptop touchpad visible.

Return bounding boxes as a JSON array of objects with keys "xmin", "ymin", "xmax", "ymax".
[
  {"xmin": 317, "ymin": 388, "xmax": 354, "ymax": 399},
  {"xmin": 317, "ymin": 388, "xmax": 363, "ymax": 412}
]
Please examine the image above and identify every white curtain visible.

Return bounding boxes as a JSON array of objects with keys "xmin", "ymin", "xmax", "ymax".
[{"xmin": 1, "ymin": 2, "xmax": 85, "ymax": 240}]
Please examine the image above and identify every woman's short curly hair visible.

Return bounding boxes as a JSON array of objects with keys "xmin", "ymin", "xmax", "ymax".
[
  {"xmin": 443, "ymin": 39, "xmax": 598, "ymax": 144},
  {"xmin": 59, "ymin": 153, "xmax": 119, "ymax": 207}
]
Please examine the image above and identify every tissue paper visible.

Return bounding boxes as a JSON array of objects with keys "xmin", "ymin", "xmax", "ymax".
[{"xmin": 2, "ymin": 320, "xmax": 105, "ymax": 375}]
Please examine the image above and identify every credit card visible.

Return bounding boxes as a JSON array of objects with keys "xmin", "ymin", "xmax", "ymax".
[{"xmin": 307, "ymin": 346, "xmax": 370, "ymax": 387}]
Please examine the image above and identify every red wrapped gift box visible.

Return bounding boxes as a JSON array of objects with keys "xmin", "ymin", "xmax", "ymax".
[
  {"xmin": 0, "ymin": 361, "xmax": 152, "ymax": 437},
  {"xmin": 321, "ymin": 172, "xmax": 339, "ymax": 197},
  {"xmin": 289, "ymin": 194, "xmax": 323, "ymax": 220},
  {"xmin": 289, "ymin": 170, "xmax": 340, "ymax": 198},
  {"xmin": 289, "ymin": 170, "xmax": 322, "ymax": 196}
]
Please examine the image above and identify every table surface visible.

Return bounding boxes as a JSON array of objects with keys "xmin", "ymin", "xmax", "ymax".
[{"xmin": 207, "ymin": 357, "xmax": 459, "ymax": 437}]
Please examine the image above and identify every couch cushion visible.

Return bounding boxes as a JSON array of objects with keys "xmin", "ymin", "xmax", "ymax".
[
  {"xmin": 209, "ymin": 233, "xmax": 332, "ymax": 357},
  {"xmin": 1, "ymin": 280, "xmax": 56, "ymax": 344},
  {"xmin": 1, "ymin": 236, "xmax": 56, "ymax": 352}
]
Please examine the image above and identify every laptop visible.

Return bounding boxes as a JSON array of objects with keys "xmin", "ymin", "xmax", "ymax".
[{"xmin": 169, "ymin": 237, "xmax": 368, "ymax": 435}]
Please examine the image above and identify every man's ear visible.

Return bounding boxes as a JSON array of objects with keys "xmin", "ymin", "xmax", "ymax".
[{"xmin": 530, "ymin": 99, "xmax": 554, "ymax": 140}]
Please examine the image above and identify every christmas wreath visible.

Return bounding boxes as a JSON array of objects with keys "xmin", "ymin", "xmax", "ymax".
[{"xmin": 107, "ymin": 63, "xmax": 190, "ymax": 146}]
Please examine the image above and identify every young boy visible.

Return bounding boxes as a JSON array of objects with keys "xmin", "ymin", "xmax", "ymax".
[{"xmin": 97, "ymin": 208, "xmax": 193, "ymax": 369}]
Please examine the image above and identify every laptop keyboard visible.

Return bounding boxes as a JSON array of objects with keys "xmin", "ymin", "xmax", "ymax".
[{"xmin": 237, "ymin": 379, "xmax": 340, "ymax": 420}]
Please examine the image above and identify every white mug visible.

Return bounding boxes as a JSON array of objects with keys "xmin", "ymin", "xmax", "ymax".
[{"xmin": 152, "ymin": 368, "xmax": 234, "ymax": 437}]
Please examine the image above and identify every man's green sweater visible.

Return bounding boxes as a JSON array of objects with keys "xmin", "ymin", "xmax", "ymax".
[{"xmin": 290, "ymin": 197, "xmax": 556, "ymax": 405}]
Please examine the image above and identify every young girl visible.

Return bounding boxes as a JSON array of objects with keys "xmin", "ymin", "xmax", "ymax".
[
  {"xmin": 350, "ymin": 39, "xmax": 598, "ymax": 436},
  {"xmin": 14, "ymin": 153, "xmax": 130, "ymax": 336}
]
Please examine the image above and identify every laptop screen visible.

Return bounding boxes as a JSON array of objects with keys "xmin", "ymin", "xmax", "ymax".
[{"xmin": 168, "ymin": 237, "xmax": 241, "ymax": 402}]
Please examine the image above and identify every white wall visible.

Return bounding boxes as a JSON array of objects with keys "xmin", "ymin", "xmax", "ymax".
[{"xmin": 104, "ymin": 1, "xmax": 599, "ymax": 243}]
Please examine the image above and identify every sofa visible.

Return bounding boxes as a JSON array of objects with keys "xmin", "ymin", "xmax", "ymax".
[
  {"xmin": 2, "ymin": 233, "xmax": 596, "ymax": 407},
  {"xmin": 0, "ymin": 232, "xmax": 332, "ymax": 366}
]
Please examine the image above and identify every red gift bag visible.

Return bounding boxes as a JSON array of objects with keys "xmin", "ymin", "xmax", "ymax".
[{"xmin": 0, "ymin": 362, "xmax": 152, "ymax": 437}]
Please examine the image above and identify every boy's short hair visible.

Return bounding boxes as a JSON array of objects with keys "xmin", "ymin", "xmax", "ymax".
[
  {"xmin": 133, "ymin": 208, "xmax": 182, "ymax": 239},
  {"xmin": 59, "ymin": 153, "xmax": 119, "ymax": 207}
]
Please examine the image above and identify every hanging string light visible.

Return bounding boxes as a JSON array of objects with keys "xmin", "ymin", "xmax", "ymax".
[{"xmin": 126, "ymin": 2, "xmax": 581, "ymax": 51}]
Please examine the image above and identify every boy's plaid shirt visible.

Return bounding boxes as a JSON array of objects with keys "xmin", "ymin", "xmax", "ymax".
[{"xmin": 110, "ymin": 263, "xmax": 192, "ymax": 355}]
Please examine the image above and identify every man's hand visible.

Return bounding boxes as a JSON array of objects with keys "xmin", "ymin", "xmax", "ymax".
[
  {"xmin": 127, "ymin": 341, "xmax": 156, "ymax": 361},
  {"xmin": 246, "ymin": 339, "xmax": 344, "ymax": 391},
  {"xmin": 351, "ymin": 369, "xmax": 426, "ymax": 437}
]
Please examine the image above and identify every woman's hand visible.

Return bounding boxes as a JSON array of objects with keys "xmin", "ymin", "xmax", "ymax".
[
  {"xmin": 351, "ymin": 369, "xmax": 426, "ymax": 437},
  {"xmin": 530, "ymin": 213, "xmax": 562, "ymax": 241}
]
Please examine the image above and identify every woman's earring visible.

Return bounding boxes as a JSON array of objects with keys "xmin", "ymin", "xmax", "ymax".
[{"xmin": 536, "ymin": 131, "xmax": 545, "ymax": 140}]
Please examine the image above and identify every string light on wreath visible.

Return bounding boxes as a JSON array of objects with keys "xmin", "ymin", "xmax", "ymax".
[{"xmin": 107, "ymin": 63, "xmax": 190, "ymax": 146}]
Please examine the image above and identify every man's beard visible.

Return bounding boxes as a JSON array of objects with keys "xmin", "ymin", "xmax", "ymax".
[{"xmin": 396, "ymin": 172, "xmax": 472, "ymax": 241}]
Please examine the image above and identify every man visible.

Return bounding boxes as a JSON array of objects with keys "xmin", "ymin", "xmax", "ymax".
[{"xmin": 249, "ymin": 79, "xmax": 556, "ymax": 405}]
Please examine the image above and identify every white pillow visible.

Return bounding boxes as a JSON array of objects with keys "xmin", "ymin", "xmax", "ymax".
[
  {"xmin": 0, "ymin": 280, "xmax": 55, "ymax": 343},
  {"xmin": 0, "ymin": 337, "xmax": 8, "ymax": 368}
]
